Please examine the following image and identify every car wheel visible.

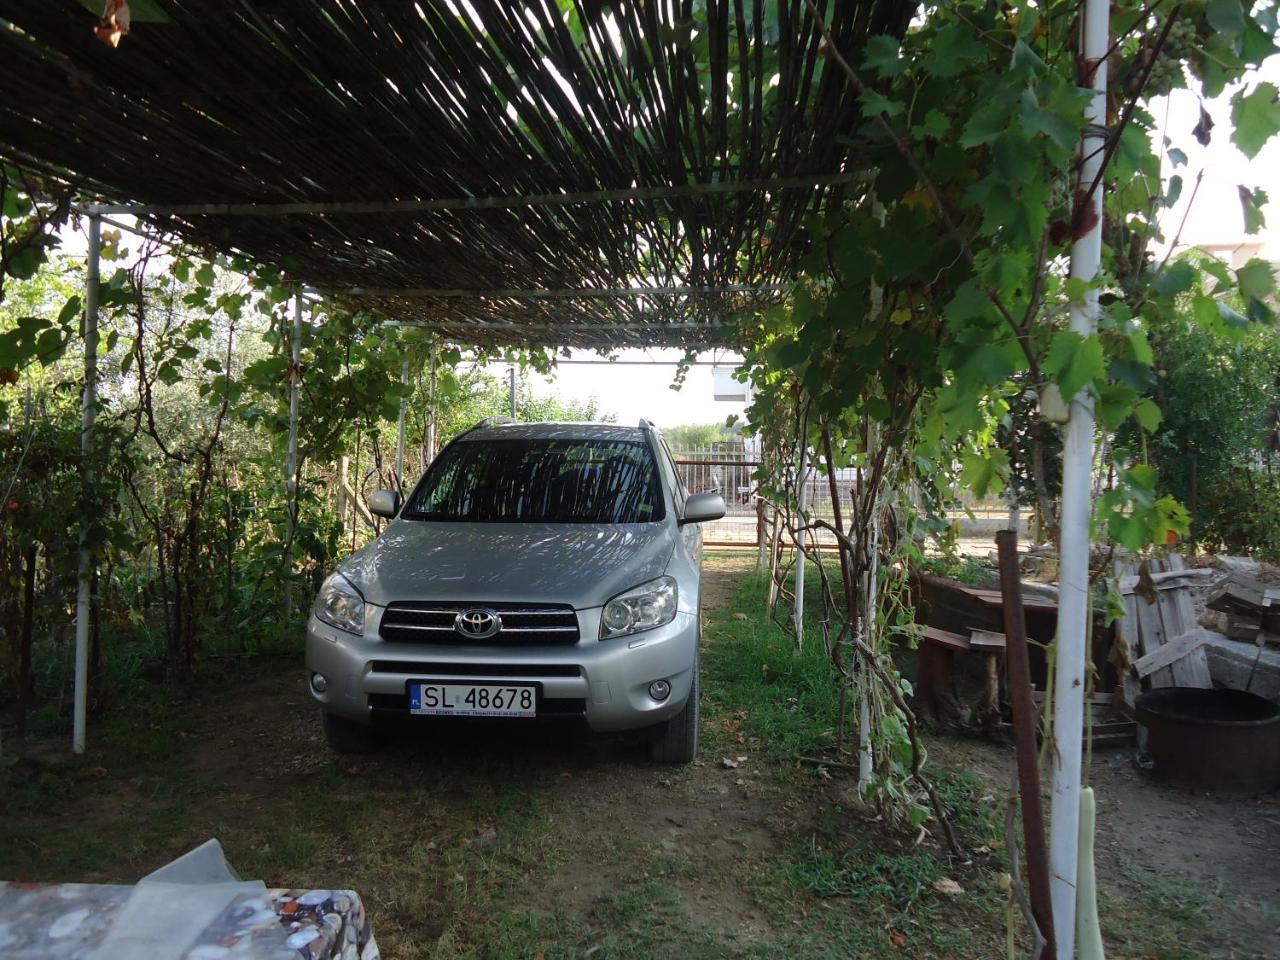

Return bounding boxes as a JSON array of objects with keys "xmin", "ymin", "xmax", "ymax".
[
  {"xmin": 320, "ymin": 710, "xmax": 384, "ymax": 755},
  {"xmin": 650, "ymin": 659, "xmax": 700, "ymax": 765}
]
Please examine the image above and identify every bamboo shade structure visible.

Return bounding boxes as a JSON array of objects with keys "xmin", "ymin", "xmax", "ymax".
[{"xmin": 0, "ymin": 1, "xmax": 911, "ymax": 347}]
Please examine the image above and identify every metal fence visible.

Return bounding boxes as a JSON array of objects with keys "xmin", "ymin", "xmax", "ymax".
[
  {"xmin": 672, "ymin": 451, "xmax": 764, "ymax": 546},
  {"xmin": 670, "ymin": 448, "xmax": 1022, "ymax": 547}
]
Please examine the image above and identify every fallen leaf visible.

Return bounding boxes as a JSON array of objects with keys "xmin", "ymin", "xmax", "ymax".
[
  {"xmin": 889, "ymin": 929, "xmax": 909, "ymax": 949},
  {"xmin": 721, "ymin": 757, "xmax": 739, "ymax": 769},
  {"xmin": 932, "ymin": 878, "xmax": 964, "ymax": 896}
]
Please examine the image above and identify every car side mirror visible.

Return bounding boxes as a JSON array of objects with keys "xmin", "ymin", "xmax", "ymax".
[
  {"xmin": 679, "ymin": 491, "xmax": 726, "ymax": 526},
  {"xmin": 368, "ymin": 489, "xmax": 401, "ymax": 519}
]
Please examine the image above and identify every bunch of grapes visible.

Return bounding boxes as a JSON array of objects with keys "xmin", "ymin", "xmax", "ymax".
[{"xmin": 1144, "ymin": 16, "xmax": 1199, "ymax": 97}]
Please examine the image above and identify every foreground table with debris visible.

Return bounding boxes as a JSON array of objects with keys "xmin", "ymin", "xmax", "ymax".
[{"xmin": 0, "ymin": 841, "xmax": 379, "ymax": 960}]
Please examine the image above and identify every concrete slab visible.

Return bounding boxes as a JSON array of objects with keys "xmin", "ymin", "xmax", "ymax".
[{"xmin": 1203, "ymin": 630, "xmax": 1280, "ymax": 702}]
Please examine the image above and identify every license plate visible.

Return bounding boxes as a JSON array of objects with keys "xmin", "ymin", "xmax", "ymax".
[{"xmin": 408, "ymin": 682, "xmax": 537, "ymax": 718}]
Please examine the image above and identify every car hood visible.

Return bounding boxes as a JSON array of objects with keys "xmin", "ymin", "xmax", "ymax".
[{"xmin": 337, "ymin": 520, "xmax": 674, "ymax": 609}]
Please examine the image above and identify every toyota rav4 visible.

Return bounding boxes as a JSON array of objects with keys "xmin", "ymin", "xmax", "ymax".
[{"xmin": 305, "ymin": 419, "xmax": 725, "ymax": 763}]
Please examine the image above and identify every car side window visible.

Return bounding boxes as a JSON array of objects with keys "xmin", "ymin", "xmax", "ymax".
[{"xmin": 656, "ymin": 438, "xmax": 687, "ymax": 512}]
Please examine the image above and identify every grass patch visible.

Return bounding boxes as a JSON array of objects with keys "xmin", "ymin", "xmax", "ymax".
[
  {"xmin": 774, "ymin": 837, "xmax": 943, "ymax": 906},
  {"xmin": 1098, "ymin": 857, "xmax": 1222, "ymax": 960},
  {"xmin": 700, "ymin": 566, "xmax": 842, "ymax": 762}
]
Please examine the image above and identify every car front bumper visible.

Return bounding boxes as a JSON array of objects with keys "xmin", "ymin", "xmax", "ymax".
[{"xmin": 305, "ymin": 605, "xmax": 698, "ymax": 734}]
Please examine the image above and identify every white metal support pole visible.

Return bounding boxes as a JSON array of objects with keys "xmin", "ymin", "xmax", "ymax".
[
  {"xmin": 395, "ymin": 357, "xmax": 408, "ymax": 490},
  {"xmin": 508, "ymin": 365, "xmax": 517, "ymax": 419},
  {"xmin": 793, "ymin": 447, "xmax": 809, "ymax": 648},
  {"xmin": 1050, "ymin": 4, "xmax": 1108, "ymax": 956},
  {"xmin": 426, "ymin": 342, "xmax": 438, "ymax": 464},
  {"xmin": 284, "ymin": 296, "xmax": 302, "ymax": 618},
  {"xmin": 72, "ymin": 214, "xmax": 100, "ymax": 755}
]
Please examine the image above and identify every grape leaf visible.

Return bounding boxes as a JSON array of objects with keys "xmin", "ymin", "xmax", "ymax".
[
  {"xmin": 1230, "ymin": 82, "xmax": 1280, "ymax": 159},
  {"xmin": 1042, "ymin": 330, "xmax": 1105, "ymax": 402}
]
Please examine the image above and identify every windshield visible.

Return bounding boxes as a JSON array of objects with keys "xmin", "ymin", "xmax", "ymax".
[{"xmin": 403, "ymin": 438, "xmax": 665, "ymax": 524}]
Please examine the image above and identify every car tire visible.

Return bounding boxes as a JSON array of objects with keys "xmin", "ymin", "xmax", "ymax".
[
  {"xmin": 320, "ymin": 710, "xmax": 384, "ymax": 755},
  {"xmin": 650, "ymin": 659, "xmax": 700, "ymax": 765}
]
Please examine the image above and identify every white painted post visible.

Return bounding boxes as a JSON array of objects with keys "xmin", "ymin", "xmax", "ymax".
[
  {"xmin": 793, "ymin": 447, "xmax": 809, "ymax": 649},
  {"xmin": 72, "ymin": 213, "xmax": 100, "ymax": 755},
  {"xmin": 1050, "ymin": 4, "xmax": 1108, "ymax": 956},
  {"xmin": 395, "ymin": 357, "xmax": 408, "ymax": 490},
  {"xmin": 426, "ymin": 341, "xmax": 438, "ymax": 465},
  {"xmin": 858, "ymin": 421, "xmax": 880, "ymax": 793},
  {"xmin": 284, "ymin": 296, "xmax": 302, "ymax": 619}
]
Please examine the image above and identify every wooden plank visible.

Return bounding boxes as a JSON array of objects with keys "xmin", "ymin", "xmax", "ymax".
[
  {"xmin": 1133, "ymin": 572, "xmax": 1175, "ymax": 688},
  {"xmin": 1117, "ymin": 568, "xmax": 1213, "ymax": 595},
  {"xmin": 1133, "ymin": 629, "xmax": 1207, "ymax": 678},
  {"xmin": 968, "ymin": 628, "xmax": 1007, "ymax": 651},
  {"xmin": 1224, "ymin": 616, "xmax": 1262, "ymax": 642},
  {"xmin": 918, "ymin": 625, "xmax": 971, "ymax": 653},
  {"xmin": 1206, "ymin": 577, "xmax": 1280, "ymax": 617},
  {"xmin": 1033, "ymin": 691, "xmax": 1113, "ymax": 705},
  {"xmin": 1160, "ymin": 555, "xmax": 1213, "ymax": 688},
  {"xmin": 960, "ymin": 586, "xmax": 1059, "ymax": 614}
]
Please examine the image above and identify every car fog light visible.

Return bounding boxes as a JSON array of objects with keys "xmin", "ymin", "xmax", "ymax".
[
  {"xmin": 649, "ymin": 679, "xmax": 671, "ymax": 701},
  {"xmin": 311, "ymin": 672, "xmax": 328, "ymax": 694}
]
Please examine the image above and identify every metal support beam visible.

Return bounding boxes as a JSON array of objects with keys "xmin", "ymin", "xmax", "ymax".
[
  {"xmin": 426, "ymin": 342, "xmax": 438, "ymax": 465},
  {"xmin": 380, "ymin": 320, "xmax": 734, "ymax": 332},
  {"xmin": 395, "ymin": 357, "xmax": 409, "ymax": 491},
  {"xmin": 793, "ymin": 448, "xmax": 809, "ymax": 649},
  {"xmin": 333, "ymin": 283, "xmax": 787, "ymax": 299},
  {"xmin": 72, "ymin": 214, "xmax": 100, "ymax": 755},
  {"xmin": 1050, "ymin": 3, "xmax": 1109, "ymax": 956},
  {"xmin": 85, "ymin": 172, "xmax": 860, "ymax": 218},
  {"xmin": 284, "ymin": 296, "xmax": 302, "ymax": 619},
  {"xmin": 508, "ymin": 366, "xmax": 517, "ymax": 419}
]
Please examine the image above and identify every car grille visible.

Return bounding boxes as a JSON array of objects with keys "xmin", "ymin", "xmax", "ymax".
[
  {"xmin": 379, "ymin": 602, "xmax": 580, "ymax": 645},
  {"xmin": 369, "ymin": 660, "xmax": 581, "ymax": 678}
]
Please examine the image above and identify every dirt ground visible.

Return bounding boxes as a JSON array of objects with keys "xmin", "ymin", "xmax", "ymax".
[
  {"xmin": 947, "ymin": 737, "xmax": 1280, "ymax": 957},
  {"xmin": 4, "ymin": 553, "xmax": 1278, "ymax": 958}
]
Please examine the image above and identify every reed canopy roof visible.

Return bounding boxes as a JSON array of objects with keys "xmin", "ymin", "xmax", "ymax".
[{"xmin": 0, "ymin": 1, "xmax": 912, "ymax": 347}]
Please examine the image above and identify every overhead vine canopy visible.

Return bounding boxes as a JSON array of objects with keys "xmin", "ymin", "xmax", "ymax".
[{"xmin": 0, "ymin": 0, "xmax": 912, "ymax": 346}]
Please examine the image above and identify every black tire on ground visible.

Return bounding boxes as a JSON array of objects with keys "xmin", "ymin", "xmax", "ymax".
[
  {"xmin": 650, "ymin": 660, "xmax": 700, "ymax": 764},
  {"xmin": 320, "ymin": 710, "xmax": 385, "ymax": 754}
]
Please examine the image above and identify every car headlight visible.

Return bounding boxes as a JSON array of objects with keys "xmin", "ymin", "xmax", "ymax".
[
  {"xmin": 599, "ymin": 576, "xmax": 678, "ymax": 640},
  {"xmin": 313, "ymin": 573, "xmax": 365, "ymax": 635}
]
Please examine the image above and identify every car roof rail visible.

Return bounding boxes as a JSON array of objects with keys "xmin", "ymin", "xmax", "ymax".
[{"xmin": 475, "ymin": 416, "xmax": 517, "ymax": 429}]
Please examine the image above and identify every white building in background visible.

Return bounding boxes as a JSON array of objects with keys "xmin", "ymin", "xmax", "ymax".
[{"xmin": 712, "ymin": 363, "xmax": 750, "ymax": 402}]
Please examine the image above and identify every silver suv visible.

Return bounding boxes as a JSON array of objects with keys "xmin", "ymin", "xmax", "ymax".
[{"xmin": 305, "ymin": 420, "xmax": 725, "ymax": 763}]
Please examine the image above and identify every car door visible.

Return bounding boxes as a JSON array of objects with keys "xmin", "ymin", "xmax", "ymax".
[{"xmin": 655, "ymin": 435, "xmax": 701, "ymax": 566}]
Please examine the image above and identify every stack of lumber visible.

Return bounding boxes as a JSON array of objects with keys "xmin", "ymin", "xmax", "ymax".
[
  {"xmin": 1206, "ymin": 573, "xmax": 1280, "ymax": 646},
  {"xmin": 1111, "ymin": 555, "xmax": 1214, "ymax": 712}
]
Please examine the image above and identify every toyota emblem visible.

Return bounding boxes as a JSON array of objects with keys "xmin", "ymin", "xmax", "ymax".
[{"xmin": 454, "ymin": 607, "xmax": 502, "ymax": 640}]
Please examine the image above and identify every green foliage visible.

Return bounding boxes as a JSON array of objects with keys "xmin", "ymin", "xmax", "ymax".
[
  {"xmin": 734, "ymin": 0, "xmax": 1279, "ymax": 831},
  {"xmin": 1198, "ymin": 469, "xmax": 1280, "ymax": 561},
  {"xmin": 661, "ymin": 421, "xmax": 739, "ymax": 451},
  {"xmin": 0, "ymin": 231, "xmax": 591, "ymax": 717},
  {"xmin": 1230, "ymin": 81, "xmax": 1280, "ymax": 158},
  {"xmin": 1136, "ymin": 265, "xmax": 1280, "ymax": 554}
]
